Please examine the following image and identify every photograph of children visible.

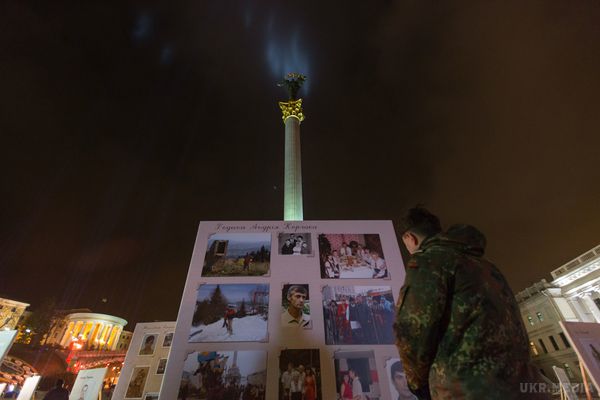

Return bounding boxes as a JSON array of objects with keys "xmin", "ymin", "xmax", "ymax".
[
  {"xmin": 162, "ymin": 332, "xmax": 173, "ymax": 347},
  {"xmin": 138, "ymin": 334, "xmax": 158, "ymax": 356},
  {"xmin": 125, "ymin": 366, "xmax": 150, "ymax": 399},
  {"xmin": 278, "ymin": 233, "xmax": 312, "ymax": 255},
  {"xmin": 334, "ymin": 350, "xmax": 381, "ymax": 400},
  {"xmin": 278, "ymin": 349, "xmax": 321, "ymax": 400},
  {"xmin": 189, "ymin": 284, "xmax": 269, "ymax": 343},
  {"xmin": 281, "ymin": 284, "xmax": 311, "ymax": 329},
  {"xmin": 322, "ymin": 286, "xmax": 396, "ymax": 345},
  {"xmin": 144, "ymin": 394, "xmax": 158, "ymax": 400},
  {"xmin": 156, "ymin": 358, "xmax": 167, "ymax": 375},
  {"xmin": 202, "ymin": 233, "xmax": 271, "ymax": 277},
  {"xmin": 318, "ymin": 234, "xmax": 388, "ymax": 279},
  {"xmin": 385, "ymin": 359, "xmax": 417, "ymax": 400},
  {"xmin": 178, "ymin": 350, "xmax": 266, "ymax": 400}
]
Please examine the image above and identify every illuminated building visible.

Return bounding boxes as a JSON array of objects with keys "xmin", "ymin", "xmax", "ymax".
[
  {"xmin": 43, "ymin": 310, "xmax": 127, "ymax": 351},
  {"xmin": 116, "ymin": 330, "xmax": 133, "ymax": 351},
  {"xmin": 0, "ymin": 297, "xmax": 29, "ymax": 330},
  {"xmin": 517, "ymin": 244, "xmax": 600, "ymax": 382}
]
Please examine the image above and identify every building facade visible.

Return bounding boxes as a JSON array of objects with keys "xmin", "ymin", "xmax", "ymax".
[
  {"xmin": 0, "ymin": 297, "xmax": 30, "ymax": 330},
  {"xmin": 517, "ymin": 244, "xmax": 600, "ymax": 382},
  {"xmin": 43, "ymin": 310, "xmax": 127, "ymax": 351},
  {"xmin": 116, "ymin": 330, "xmax": 133, "ymax": 352}
]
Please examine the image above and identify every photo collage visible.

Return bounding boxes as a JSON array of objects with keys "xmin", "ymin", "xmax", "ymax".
[
  {"xmin": 113, "ymin": 323, "xmax": 175, "ymax": 400},
  {"xmin": 172, "ymin": 226, "xmax": 412, "ymax": 400}
]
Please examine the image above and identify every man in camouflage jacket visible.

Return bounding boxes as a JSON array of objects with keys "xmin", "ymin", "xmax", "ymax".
[{"xmin": 395, "ymin": 207, "xmax": 549, "ymax": 399}]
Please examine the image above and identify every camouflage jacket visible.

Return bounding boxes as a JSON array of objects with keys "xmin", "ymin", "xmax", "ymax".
[{"xmin": 395, "ymin": 225, "xmax": 549, "ymax": 399}]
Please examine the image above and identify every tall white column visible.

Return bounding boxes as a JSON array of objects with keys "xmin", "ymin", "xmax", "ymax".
[
  {"xmin": 279, "ymin": 99, "xmax": 305, "ymax": 221},
  {"xmin": 582, "ymin": 293, "xmax": 600, "ymax": 322},
  {"xmin": 569, "ymin": 297, "xmax": 594, "ymax": 322}
]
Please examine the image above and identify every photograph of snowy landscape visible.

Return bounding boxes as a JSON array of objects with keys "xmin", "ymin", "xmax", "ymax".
[
  {"xmin": 202, "ymin": 233, "xmax": 271, "ymax": 277},
  {"xmin": 189, "ymin": 284, "xmax": 270, "ymax": 343}
]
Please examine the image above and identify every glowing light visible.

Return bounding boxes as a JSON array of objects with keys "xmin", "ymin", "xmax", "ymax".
[{"xmin": 266, "ymin": 30, "xmax": 311, "ymax": 95}]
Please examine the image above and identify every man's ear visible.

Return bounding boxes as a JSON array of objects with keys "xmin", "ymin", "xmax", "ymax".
[{"xmin": 409, "ymin": 232, "xmax": 421, "ymax": 248}]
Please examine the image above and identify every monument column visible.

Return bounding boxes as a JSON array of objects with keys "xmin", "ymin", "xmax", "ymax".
[{"xmin": 278, "ymin": 73, "xmax": 306, "ymax": 221}]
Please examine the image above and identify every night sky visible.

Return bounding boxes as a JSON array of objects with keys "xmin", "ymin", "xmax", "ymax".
[{"xmin": 2, "ymin": 1, "xmax": 599, "ymax": 328}]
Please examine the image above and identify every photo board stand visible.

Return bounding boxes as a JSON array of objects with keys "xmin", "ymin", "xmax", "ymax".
[
  {"xmin": 553, "ymin": 366, "xmax": 577, "ymax": 400},
  {"xmin": 0, "ymin": 330, "xmax": 18, "ymax": 364},
  {"xmin": 160, "ymin": 220, "xmax": 407, "ymax": 400},
  {"xmin": 68, "ymin": 367, "xmax": 107, "ymax": 400},
  {"xmin": 559, "ymin": 321, "xmax": 600, "ymax": 400},
  {"xmin": 578, "ymin": 358, "xmax": 593, "ymax": 400}
]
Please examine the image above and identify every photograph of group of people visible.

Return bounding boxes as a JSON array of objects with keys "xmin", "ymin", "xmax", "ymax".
[
  {"xmin": 178, "ymin": 350, "xmax": 266, "ymax": 400},
  {"xmin": 318, "ymin": 234, "xmax": 388, "ymax": 279},
  {"xmin": 189, "ymin": 284, "xmax": 269, "ymax": 342},
  {"xmin": 278, "ymin": 349, "xmax": 321, "ymax": 400},
  {"xmin": 322, "ymin": 285, "xmax": 396, "ymax": 345},
  {"xmin": 202, "ymin": 233, "xmax": 271, "ymax": 277},
  {"xmin": 278, "ymin": 233, "xmax": 313, "ymax": 255},
  {"xmin": 126, "ymin": 366, "xmax": 150, "ymax": 399}
]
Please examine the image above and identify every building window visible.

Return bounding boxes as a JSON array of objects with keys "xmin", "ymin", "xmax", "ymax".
[
  {"xmin": 527, "ymin": 316, "xmax": 535, "ymax": 326},
  {"xmin": 564, "ymin": 363, "xmax": 574, "ymax": 379},
  {"xmin": 549, "ymin": 335, "xmax": 560, "ymax": 351},
  {"xmin": 538, "ymin": 338, "xmax": 548, "ymax": 354},
  {"xmin": 536, "ymin": 312, "xmax": 544, "ymax": 321},
  {"xmin": 529, "ymin": 341, "xmax": 539, "ymax": 356},
  {"xmin": 594, "ymin": 298, "xmax": 600, "ymax": 311},
  {"xmin": 559, "ymin": 332, "xmax": 571, "ymax": 348}
]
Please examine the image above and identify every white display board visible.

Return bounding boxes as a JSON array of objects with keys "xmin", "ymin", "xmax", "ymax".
[
  {"xmin": 16, "ymin": 375, "xmax": 41, "ymax": 400},
  {"xmin": 0, "ymin": 330, "xmax": 17, "ymax": 363},
  {"xmin": 160, "ymin": 220, "xmax": 406, "ymax": 400},
  {"xmin": 111, "ymin": 321, "xmax": 175, "ymax": 400},
  {"xmin": 560, "ymin": 321, "xmax": 600, "ymax": 391},
  {"xmin": 69, "ymin": 367, "xmax": 107, "ymax": 400},
  {"xmin": 0, "ymin": 383, "xmax": 6, "ymax": 396}
]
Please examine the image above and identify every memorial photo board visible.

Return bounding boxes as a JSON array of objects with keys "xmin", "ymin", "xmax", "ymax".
[
  {"xmin": 160, "ymin": 221, "xmax": 406, "ymax": 400},
  {"xmin": 560, "ymin": 321, "xmax": 600, "ymax": 391},
  {"xmin": 69, "ymin": 368, "xmax": 107, "ymax": 400},
  {"xmin": 112, "ymin": 322, "xmax": 176, "ymax": 400},
  {"xmin": 16, "ymin": 375, "xmax": 41, "ymax": 400},
  {"xmin": 0, "ymin": 330, "xmax": 17, "ymax": 363}
]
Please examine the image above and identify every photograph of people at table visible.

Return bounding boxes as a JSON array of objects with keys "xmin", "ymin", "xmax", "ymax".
[
  {"xmin": 322, "ymin": 285, "xmax": 396, "ymax": 345},
  {"xmin": 318, "ymin": 234, "xmax": 388, "ymax": 279}
]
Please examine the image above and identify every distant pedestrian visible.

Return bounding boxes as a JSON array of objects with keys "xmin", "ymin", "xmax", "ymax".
[
  {"xmin": 42, "ymin": 379, "xmax": 69, "ymax": 400},
  {"xmin": 394, "ymin": 206, "xmax": 550, "ymax": 399},
  {"xmin": 243, "ymin": 253, "xmax": 252, "ymax": 272}
]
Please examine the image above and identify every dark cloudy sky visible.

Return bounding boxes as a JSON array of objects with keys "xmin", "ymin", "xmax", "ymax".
[{"xmin": 1, "ymin": 1, "xmax": 599, "ymax": 327}]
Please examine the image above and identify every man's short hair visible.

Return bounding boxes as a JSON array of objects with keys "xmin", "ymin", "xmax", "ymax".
[
  {"xmin": 287, "ymin": 285, "xmax": 307, "ymax": 298},
  {"xmin": 398, "ymin": 206, "xmax": 442, "ymax": 238},
  {"xmin": 55, "ymin": 379, "xmax": 64, "ymax": 387},
  {"xmin": 391, "ymin": 361, "xmax": 404, "ymax": 376}
]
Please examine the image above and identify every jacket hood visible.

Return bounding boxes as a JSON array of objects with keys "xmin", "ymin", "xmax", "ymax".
[{"xmin": 424, "ymin": 224, "xmax": 487, "ymax": 256}]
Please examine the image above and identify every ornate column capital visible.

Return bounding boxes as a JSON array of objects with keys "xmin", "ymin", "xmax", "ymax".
[{"xmin": 279, "ymin": 99, "xmax": 305, "ymax": 123}]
